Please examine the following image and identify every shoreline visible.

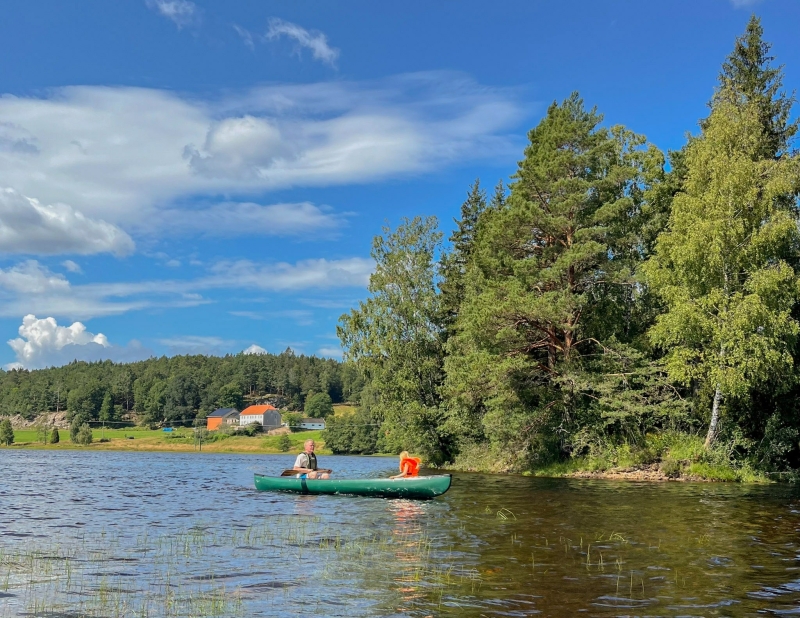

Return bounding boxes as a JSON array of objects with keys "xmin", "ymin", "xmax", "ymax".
[{"xmin": 2, "ymin": 440, "xmax": 779, "ymax": 483}]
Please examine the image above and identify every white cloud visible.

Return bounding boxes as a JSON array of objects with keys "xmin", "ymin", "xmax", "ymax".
[
  {"xmin": 205, "ymin": 257, "xmax": 373, "ymax": 291},
  {"xmin": 0, "ymin": 261, "xmax": 203, "ymax": 320},
  {"xmin": 316, "ymin": 345, "xmax": 342, "ymax": 359},
  {"xmin": 233, "ymin": 25, "xmax": 255, "ymax": 50},
  {"xmin": 6, "ymin": 314, "xmax": 151, "ymax": 369},
  {"xmin": 0, "ymin": 256, "xmax": 370, "ymax": 321},
  {"xmin": 0, "ymin": 188, "xmax": 134, "ymax": 256},
  {"xmin": 265, "ymin": 18, "xmax": 339, "ymax": 67},
  {"xmin": 243, "ymin": 344, "xmax": 268, "ymax": 355},
  {"xmin": 158, "ymin": 335, "xmax": 235, "ymax": 355},
  {"xmin": 62, "ymin": 260, "xmax": 82, "ymax": 273},
  {"xmin": 0, "ymin": 75, "xmax": 522, "ymax": 235},
  {"xmin": 150, "ymin": 201, "xmax": 345, "ymax": 238},
  {"xmin": 146, "ymin": 0, "xmax": 199, "ymax": 29}
]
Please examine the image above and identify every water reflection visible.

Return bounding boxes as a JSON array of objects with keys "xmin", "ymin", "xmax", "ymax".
[{"xmin": 0, "ymin": 450, "xmax": 799, "ymax": 616}]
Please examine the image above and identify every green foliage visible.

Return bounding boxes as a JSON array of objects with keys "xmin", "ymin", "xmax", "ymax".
[
  {"xmin": 0, "ymin": 350, "xmax": 360, "ymax": 428},
  {"xmin": 236, "ymin": 422, "xmax": 261, "ymax": 436},
  {"xmin": 50, "ymin": 427, "xmax": 60, "ymax": 444},
  {"xmin": 99, "ymin": 391, "xmax": 115, "ymax": 422},
  {"xmin": 35, "ymin": 423, "xmax": 49, "ymax": 444},
  {"xmin": 0, "ymin": 418, "xmax": 14, "ymax": 446},
  {"xmin": 70, "ymin": 413, "xmax": 91, "ymax": 442},
  {"xmin": 282, "ymin": 412, "xmax": 303, "ymax": 430},
  {"xmin": 644, "ymin": 91, "xmax": 800, "ymax": 446},
  {"xmin": 304, "ymin": 392, "xmax": 334, "ymax": 419},
  {"xmin": 322, "ymin": 407, "xmax": 380, "ymax": 454},
  {"xmin": 75, "ymin": 423, "xmax": 93, "ymax": 446},
  {"xmin": 277, "ymin": 433, "xmax": 292, "ymax": 452},
  {"xmin": 217, "ymin": 382, "xmax": 244, "ymax": 410},
  {"xmin": 442, "ymin": 93, "xmax": 666, "ymax": 470},
  {"xmin": 338, "ymin": 216, "xmax": 450, "ymax": 463}
]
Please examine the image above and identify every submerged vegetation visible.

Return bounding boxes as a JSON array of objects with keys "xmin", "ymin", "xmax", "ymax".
[{"xmin": 334, "ymin": 18, "xmax": 800, "ymax": 480}]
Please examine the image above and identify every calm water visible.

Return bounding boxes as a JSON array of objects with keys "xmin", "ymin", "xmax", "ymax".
[{"xmin": 1, "ymin": 450, "xmax": 800, "ymax": 617}]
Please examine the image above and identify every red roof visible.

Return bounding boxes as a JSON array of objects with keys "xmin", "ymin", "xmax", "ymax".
[{"xmin": 241, "ymin": 404, "xmax": 278, "ymax": 415}]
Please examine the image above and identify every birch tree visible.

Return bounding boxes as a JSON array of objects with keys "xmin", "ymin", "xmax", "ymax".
[{"xmin": 644, "ymin": 95, "xmax": 800, "ymax": 448}]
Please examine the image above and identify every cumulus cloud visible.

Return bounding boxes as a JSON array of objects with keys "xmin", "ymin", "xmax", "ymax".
[
  {"xmin": 0, "ymin": 75, "xmax": 522, "ymax": 232},
  {"xmin": 0, "ymin": 188, "xmax": 133, "ymax": 256},
  {"xmin": 146, "ymin": 0, "xmax": 200, "ymax": 29},
  {"xmin": 6, "ymin": 314, "xmax": 151, "ymax": 369},
  {"xmin": 243, "ymin": 344, "xmax": 268, "ymax": 355},
  {"xmin": 265, "ymin": 18, "xmax": 339, "ymax": 66}
]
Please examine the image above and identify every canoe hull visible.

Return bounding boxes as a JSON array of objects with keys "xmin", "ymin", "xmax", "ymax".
[{"xmin": 253, "ymin": 473, "xmax": 451, "ymax": 499}]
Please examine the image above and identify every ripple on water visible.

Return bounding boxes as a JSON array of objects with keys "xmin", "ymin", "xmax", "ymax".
[{"xmin": 1, "ymin": 450, "xmax": 800, "ymax": 617}]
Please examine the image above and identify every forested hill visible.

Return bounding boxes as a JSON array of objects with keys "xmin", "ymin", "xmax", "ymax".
[
  {"xmin": 0, "ymin": 350, "xmax": 363, "ymax": 425},
  {"xmin": 329, "ymin": 17, "xmax": 800, "ymax": 480}
]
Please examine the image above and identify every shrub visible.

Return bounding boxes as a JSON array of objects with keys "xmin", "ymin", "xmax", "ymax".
[
  {"xmin": 0, "ymin": 419, "xmax": 14, "ymax": 446},
  {"xmin": 75, "ymin": 424, "xmax": 93, "ymax": 446},
  {"xmin": 50, "ymin": 428, "xmax": 60, "ymax": 444},
  {"xmin": 278, "ymin": 434, "xmax": 292, "ymax": 452}
]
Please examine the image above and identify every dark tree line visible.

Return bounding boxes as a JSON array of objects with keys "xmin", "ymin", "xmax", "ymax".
[{"xmin": 0, "ymin": 348, "xmax": 363, "ymax": 427}]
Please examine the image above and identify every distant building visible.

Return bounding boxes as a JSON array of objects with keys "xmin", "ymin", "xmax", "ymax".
[
  {"xmin": 207, "ymin": 408, "xmax": 239, "ymax": 431},
  {"xmin": 239, "ymin": 404, "xmax": 282, "ymax": 429},
  {"xmin": 300, "ymin": 418, "xmax": 326, "ymax": 430}
]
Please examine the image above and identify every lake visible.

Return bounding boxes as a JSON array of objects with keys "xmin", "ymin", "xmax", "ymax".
[{"xmin": 1, "ymin": 450, "xmax": 799, "ymax": 617}]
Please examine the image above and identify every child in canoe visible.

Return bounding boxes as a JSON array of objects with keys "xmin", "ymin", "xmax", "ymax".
[{"xmin": 390, "ymin": 451, "xmax": 421, "ymax": 478}]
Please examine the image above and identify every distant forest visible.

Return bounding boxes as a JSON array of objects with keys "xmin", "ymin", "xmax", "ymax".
[
  {"xmin": 0, "ymin": 349, "xmax": 363, "ymax": 426},
  {"xmin": 327, "ymin": 17, "xmax": 800, "ymax": 479}
]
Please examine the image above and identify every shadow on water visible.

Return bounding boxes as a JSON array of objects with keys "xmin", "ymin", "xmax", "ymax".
[{"xmin": 1, "ymin": 450, "xmax": 800, "ymax": 616}]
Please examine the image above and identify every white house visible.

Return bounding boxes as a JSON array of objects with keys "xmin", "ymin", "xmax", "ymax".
[
  {"xmin": 299, "ymin": 418, "xmax": 326, "ymax": 430},
  {"xmin": 239, "ymin": 404, "xmax": 282, "ymax": 428}
]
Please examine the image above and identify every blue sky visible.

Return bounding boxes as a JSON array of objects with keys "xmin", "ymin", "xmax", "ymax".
[{"xmin": 0, "ymin": 0, "xmax": 797, "ymax": 369}]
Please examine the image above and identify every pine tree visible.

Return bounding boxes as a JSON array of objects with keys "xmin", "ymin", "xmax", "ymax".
[
  {"xmin": 50, "ymin": 427, "xmax": 60, "ymax": 444},
  {"xmin": 440, "ymin": 180, "xmax": 488, "ymax": 328},
  {"xmin": 443, "ymin": 93, "xmax": 659, "ymax": 464}
]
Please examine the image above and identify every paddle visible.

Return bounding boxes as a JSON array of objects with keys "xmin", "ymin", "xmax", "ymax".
[{"xmin": 280, "ymin": 468, "xmax": 332, "ymax": 476}]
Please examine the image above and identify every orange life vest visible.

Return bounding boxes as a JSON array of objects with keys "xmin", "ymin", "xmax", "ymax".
[{"xmin": 400, "ymin": 456, "xmax": 421, "ymax": 476}]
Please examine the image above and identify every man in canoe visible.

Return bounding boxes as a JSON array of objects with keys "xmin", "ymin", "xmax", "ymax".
[{"xmin": 293, "ymin": 439, "xmax": 331, "ymax": 479}]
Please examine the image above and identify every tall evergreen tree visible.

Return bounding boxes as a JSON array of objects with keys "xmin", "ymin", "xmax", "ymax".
[
  {"xmin": 713, "ymin": 15, "xmax": 797, "ymax": 158},
  {"xmin": 440, "ymin": 180, "xmax": 488, "ymax": 327},
  {"xmin": 443, "ymin": 93, "xmax": 660, "ymax": 467}
]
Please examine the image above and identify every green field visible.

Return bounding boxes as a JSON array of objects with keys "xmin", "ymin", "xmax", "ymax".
[{"xmin": 3, "ymin": 427, "xmax": 328, "ymax": 454}]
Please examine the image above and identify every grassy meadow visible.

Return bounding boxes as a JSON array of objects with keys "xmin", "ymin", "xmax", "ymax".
[{"xmin": 1, "ymin": 427, "xmax": 328, "ymax": 454}]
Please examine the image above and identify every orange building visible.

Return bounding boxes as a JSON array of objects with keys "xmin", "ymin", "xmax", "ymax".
[{"xmin": 206, "ymin": 408, "xmax": 239, "ymax": 430}]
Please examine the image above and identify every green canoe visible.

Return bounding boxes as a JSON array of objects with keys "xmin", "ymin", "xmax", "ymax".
[{"xmin": 253, "ymin": 473, "xmax": 452, "ymax": 499}]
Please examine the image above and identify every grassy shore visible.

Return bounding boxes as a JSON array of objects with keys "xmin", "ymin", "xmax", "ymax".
[{"xmin": 1, "ymin": 427, "xmax": 330, "ymax": 454}]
